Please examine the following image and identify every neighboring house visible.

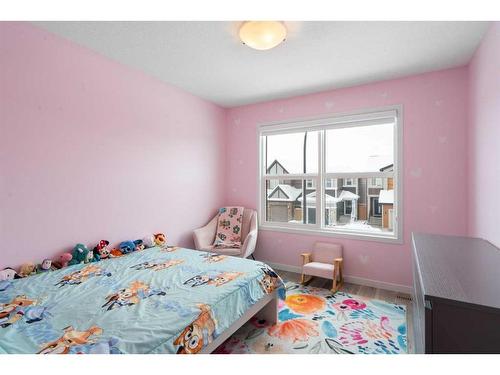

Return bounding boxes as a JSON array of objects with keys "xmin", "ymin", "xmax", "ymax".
[
  {"xmin": 266, "ymin": 160, "xmax": 302, "ymax": 222},
  {"xmin": 379, "ymin": 189, "xmax": 394, "ymax": 229},
  {"xmin": 265, "ymin": 159, "xmax": 394, "ymax": 230},
  {"xmin": 266, "ymin": 183, "xmax": 302, "ymax": 222},
  {"xmin": 377, "ymin": 164, "xmax": 394, "ymax": 229},
  {"xmin": 266, "ymin": 159, "xmax": 292, "ymax": 190}
]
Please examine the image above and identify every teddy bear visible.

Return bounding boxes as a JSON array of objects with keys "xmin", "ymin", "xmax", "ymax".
[
  {"xmin": 37, "ymin": 259, "xmax": 52, "ymax": 273},
  {"xmin": 93, "ymin": 240, "xmax": 110, "ymax": 261},
  {"xmin": 68, "ymin": 243, "xmax": 89, "ymax": 266},
  {"xmin": 133, "ymin": 239, "xmax": 145, "ymax": 251},
  {"xmin": 19, "ymin": 263, "xmax": 37, "ymax": 277},
  {"xmin": 0, "ymin": 267, "xmax": 20, "ymax": 281},
  {"xmin": 52, "ymin": 253, "xmax": 72, "ymax": 269},
  {"xmin": 154, "ymin": 233, "xmax": 167, "ymax": 247},
  {"xmin": 85, "ymin": 248, "xmax": 97, "ymax": 263},
  {"xmin": 142, "ymin": 235, "xmax": 156, "ymax": 248},
  {"xmin": 109, "ymin": 248, "xmax": 123, "ymax": 258},
  {"xmin": 119, "ymin": 241, "xmax": 136, "ymax": 254}
]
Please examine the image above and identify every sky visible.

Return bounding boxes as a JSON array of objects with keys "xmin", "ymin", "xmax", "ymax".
[{"xmin": 266, "ymin": 123, "xmax": 394, "ymax": 174}]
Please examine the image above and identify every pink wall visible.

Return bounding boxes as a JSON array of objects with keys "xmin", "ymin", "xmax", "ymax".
[
  {"xmin": 226, "ymin": 68, "xmax": 469, "ymax": 287},
  {"xmin": 467, "ymin": 23, "xmax": 500, "ymax": 248},
  {"xmin": 0, "ymin": 22, "xmax": 483, "ymax": 289},
  {"xmin": 0, "ymin": 22, "xmax": 226, "ymax": 268}
]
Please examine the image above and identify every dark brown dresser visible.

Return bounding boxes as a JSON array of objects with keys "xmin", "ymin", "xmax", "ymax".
[{"xmin": 412, "ymin": 233, "xmax": 500, "ymax": 353}]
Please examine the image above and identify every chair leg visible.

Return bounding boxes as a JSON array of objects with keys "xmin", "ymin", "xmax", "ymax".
[
  {"xmin": 301, "ymin": 273, "xmax": 312, "ymax": 285},
  {"xmin": 331, "ymin": 268, "xmax": 339, "ymax": 293},
  {"xmin": 339, "ymin": 261, "xmax": 344, "ymax": 288}
]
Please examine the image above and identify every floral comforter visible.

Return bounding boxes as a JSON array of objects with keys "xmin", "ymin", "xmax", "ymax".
[{"xmin": 0, "ymin": 247, "xmax": 283, "ymax": 354}]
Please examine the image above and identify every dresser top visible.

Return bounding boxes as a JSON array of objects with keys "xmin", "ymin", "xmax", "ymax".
[{"xmin": 412, "ymin": 233, "xmax": 500, "ymax": 310}]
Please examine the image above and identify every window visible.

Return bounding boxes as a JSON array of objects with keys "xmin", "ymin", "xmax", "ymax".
[
  {"xmin": 369, "ymin": 177, "xmax": 383, "ymax": 187},
  {"xmin": 325, "ymin": 178, "xmax": 336, "ymax": 189},
  {"xmin": 343, "ymin": 178, "xmax": 355, "ymax": 187},
  {"xmin": 259, "ymin": 107, "xmax": 402, "ymax": 242},
  {"xmin": 306, "ymin": 180, "xmax": 315, "ymax": 188},
  {"xmin": 344, "ymin": 200, "xmax": 352, "ymax": 215}
]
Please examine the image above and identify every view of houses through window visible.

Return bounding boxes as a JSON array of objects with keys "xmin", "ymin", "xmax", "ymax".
[
  {"xmin": 266, "ymin": 172, "xmax": 394, "ymax": 232},
  {"xmin": 261, "ymin": 116, "xmax": 398, "ymax": 238}
]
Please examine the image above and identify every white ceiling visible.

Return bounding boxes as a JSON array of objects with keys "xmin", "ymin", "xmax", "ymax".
[{"xmin": 34, "ymin": 21, "xmax": 490, "ymax": 108}]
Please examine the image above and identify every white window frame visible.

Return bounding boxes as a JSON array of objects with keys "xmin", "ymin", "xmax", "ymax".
[
  {"xmin": 344, "ymin": 200, "xmax": 352, "ymax": 215},
  {"xmin": 325, "ymin": 178, "xmax": 336, "ymax": 189},
  {"xmin": 343, "ymin": 178, "xmax": 356, "ymax": 187},
  {"xmin": 369, "ymin": 177, "xmax": 383, "ymax": 188},
  {"xmin": 258, "ymin": 105, "xmax": 403, "ymax": 243},
  {"xmin": 306, "ymin": 179, "xmax": 316, "ymax": 189}
]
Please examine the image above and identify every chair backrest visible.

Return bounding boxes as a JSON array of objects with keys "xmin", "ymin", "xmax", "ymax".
[
  {"xmin": 313, "ymin": 242, "xmax": 343, "ymax": 263},
  {"xmin": 240, "ymin": 208, "xmax": 257, "ymax": 242}
]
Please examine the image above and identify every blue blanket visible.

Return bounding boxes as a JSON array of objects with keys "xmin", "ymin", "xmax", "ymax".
[{"xmin": 0, "ymin": 247, "xmax": 284, "ymax": 354}]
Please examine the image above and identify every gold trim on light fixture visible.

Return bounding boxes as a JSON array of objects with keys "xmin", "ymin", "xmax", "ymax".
[{"xmin": 239, "ymin": 21, "xmax": 287, "ymax": 51}]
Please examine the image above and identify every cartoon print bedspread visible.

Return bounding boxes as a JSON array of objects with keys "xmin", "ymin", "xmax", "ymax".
[{"xmin": 0, "ymin": 247, "xmax": 284, "ymax": 354}]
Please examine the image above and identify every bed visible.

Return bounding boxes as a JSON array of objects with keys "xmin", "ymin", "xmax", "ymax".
[{"xmin": 0, "ymin": 246, "xmax": 284, "ymax": 354}]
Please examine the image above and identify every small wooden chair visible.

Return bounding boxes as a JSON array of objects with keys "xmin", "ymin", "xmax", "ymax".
[{"xmin": 300, "ymin": 242, "xmax": 344, "ymax": 293}]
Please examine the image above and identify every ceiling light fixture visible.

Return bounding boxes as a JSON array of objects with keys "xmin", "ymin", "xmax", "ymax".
[{"xmin": 239, "ymin": 21, "xmax": 287, "ymax": 51}]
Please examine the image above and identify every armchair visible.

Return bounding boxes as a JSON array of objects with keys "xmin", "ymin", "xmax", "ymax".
[
  {"xmin": 193, "ymin": 208, "xmax": 258, "ymax": 259},
  {"xmin": 300, "ymin": 242, "xmax": 344, "ymax": 293}
]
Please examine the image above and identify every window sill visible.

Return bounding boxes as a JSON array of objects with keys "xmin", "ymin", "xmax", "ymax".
[{"xmin": 258, "ymin": 224, "xmax": 403, "ymax": 244}]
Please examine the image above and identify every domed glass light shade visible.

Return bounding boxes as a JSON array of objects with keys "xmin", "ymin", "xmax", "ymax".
[{"xmin": 239, "ymin": 21, "xmax": 287, "ymax": 51}]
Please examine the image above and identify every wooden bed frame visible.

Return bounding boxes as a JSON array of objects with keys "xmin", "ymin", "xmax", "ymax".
[{"xmin": 201, "ymin": 290, "xmax": 279, "ymax": 354}]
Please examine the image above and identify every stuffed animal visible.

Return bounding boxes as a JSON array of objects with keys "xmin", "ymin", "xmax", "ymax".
[
  {"xmin": 154, "ymin": 233, "xmax": 167, "ymax": 247},
  {"xmin": 93, "ymin": 240, "xmax": 110, "ymax": 260},
  {"xmin": 19, "ymin": 262, "xmax": 37, "ymax": 277},
  {"xmin": 119, "ymin": 241, "xmax": 136, "ymax": 254},
  {"xmin": 68, "ymin": 243, "xmax": 89, "ymax": 266},
  {"xmin": 37, "ymin": 259, "xmax": 52, "ymax": 273},
  {"xmin": 52, "ymin": 253, "xmax": 72, "ymax": 269},
  {"xmin": 110, "ymin": 248, "xmax": 123, "ymax": 258},
  {"xmin": 142, "ymin": 235, "xmax": 156, "ymax": 248},
  {"xmin": 0, "ymin": 267, "xmax": 20, "ymax": 281},
  {"xmin": 134, "ymin": 239, "xmax": 145, "ymax": 251},
  {"xmin": 85, "ymin": 248, "xmax": 96, "ymax": 263}
]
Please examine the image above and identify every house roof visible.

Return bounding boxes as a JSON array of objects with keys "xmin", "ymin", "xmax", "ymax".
[
  {"xmin": 297, "ymin": 190, "xmax": 360, "ymax": 205},
  {"xmin": 298, "ymin": 191, "xmax": 339, "ymax": 205},
  {"xmin": 379, "ymin": 164, "xmax": 394, "ymax": 172},
  {"xmin": 267, "ymin": 184, "xmax": 302, "ymax": 202},
  {"xmin": 266, "ymin": 159, "xmax": 289, "ymax": 175},
  {"xmin": 379, "ymin": 189, "xmax": 394, "ymax": 204},
  {"xmin": 338, "ymin": 190, "xmax": 360, "ymax": 201}
]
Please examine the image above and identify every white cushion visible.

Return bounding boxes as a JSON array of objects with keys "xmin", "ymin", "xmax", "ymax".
[
  {"xmin": 302, "ymin": 262, "xmax": 335, "ymax": 280},
  {"xmin": 199, "ymin": 245, "xmax": 241, "ymax": 256}
]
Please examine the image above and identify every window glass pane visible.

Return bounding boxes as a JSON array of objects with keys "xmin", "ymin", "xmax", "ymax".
[
  {"xmin": 325, "ymin": 178, "xmax": 337, "ymax": 190},
  {"xmin": 324, "ymin": 177, "xmax": 394, "ymax": 234},
  {"xmin": 266, "ymin": 179, "xmax": 316, "ymax": 224},
  {"xmin": 326, "ymin": 123, "xmax": 394, "ymax": 173},
  {"xmin": 266, "ymin": 131, "xmax": 319, "ymax": 174}
]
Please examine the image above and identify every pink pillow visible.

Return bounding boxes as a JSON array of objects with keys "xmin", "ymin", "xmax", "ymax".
[{"xmin": 214, "ymin": 207, "xmax": 244, "ymax": 249}]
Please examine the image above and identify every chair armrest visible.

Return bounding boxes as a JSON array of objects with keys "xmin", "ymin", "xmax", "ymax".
[
  {"xmin": 240, "ymin": 229, "xmax": 258, "ymax": 259},
  {"xmin": 333, "ymin": 257, "xmax": 343, "ymax": 266},
  {"xmin": 193, "ymin": 215, "xmax": 218, "ymax": 250},
  {"xmin": 300, "ymin": 252, "xmax": 312, "ymax": 265}
]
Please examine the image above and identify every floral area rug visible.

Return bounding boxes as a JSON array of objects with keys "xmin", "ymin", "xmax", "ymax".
[{"xmin": 214, "ymin": 282, "xmax": 407, "ymax": 354}]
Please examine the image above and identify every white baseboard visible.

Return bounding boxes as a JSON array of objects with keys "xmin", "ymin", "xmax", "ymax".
[{"xmin": 266, "ymin": 261, "xmax": 412, "ymax": 295}]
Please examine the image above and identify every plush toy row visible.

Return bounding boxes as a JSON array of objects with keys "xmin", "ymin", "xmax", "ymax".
[{"xmin": 0, "ymin": 233, "xmax": 167, "ymax": 281}]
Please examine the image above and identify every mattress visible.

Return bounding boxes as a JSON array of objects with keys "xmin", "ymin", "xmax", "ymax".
[{"xmin": 0, "ymin": 246, "xmax": 284, "ymax": 354}]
